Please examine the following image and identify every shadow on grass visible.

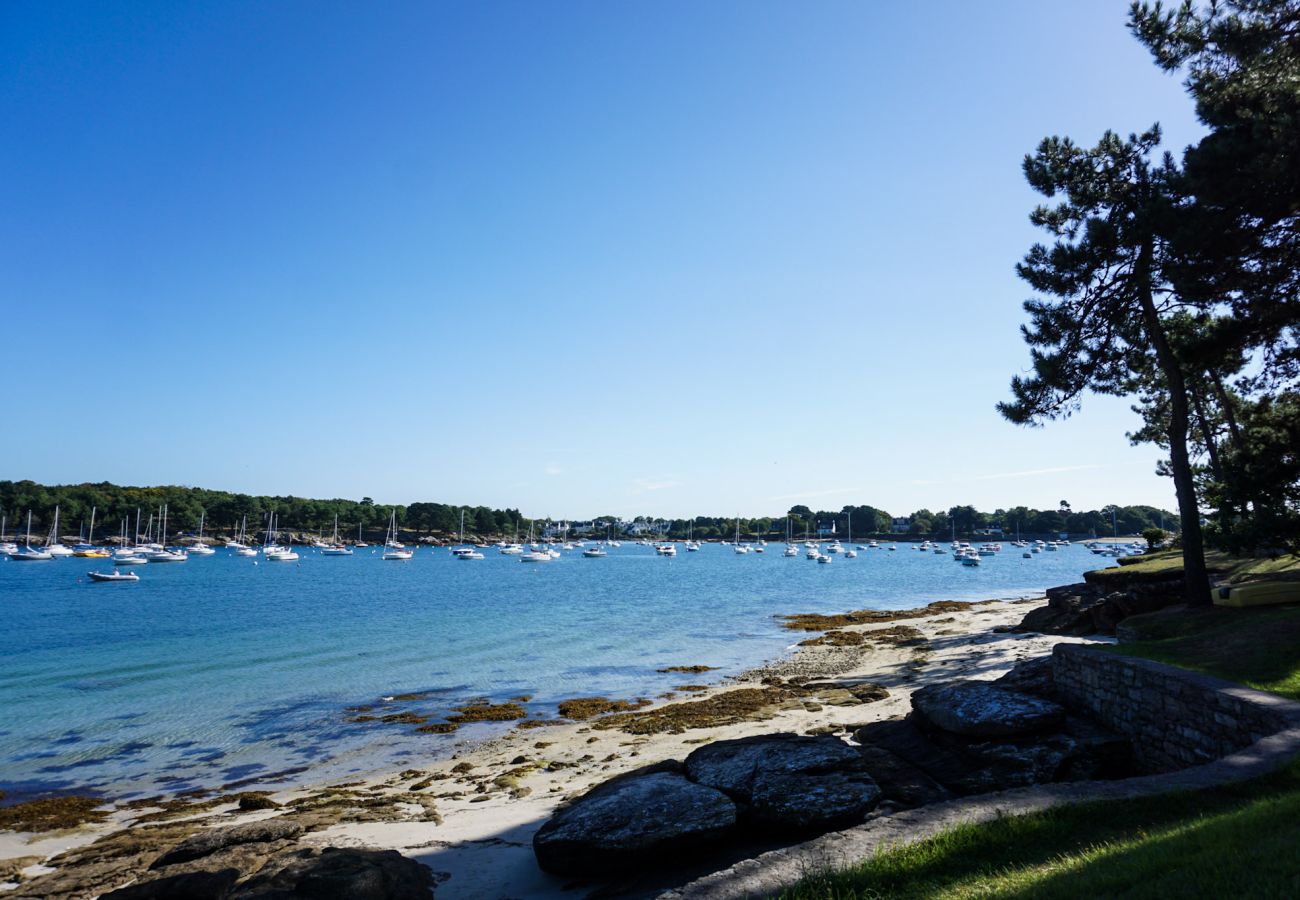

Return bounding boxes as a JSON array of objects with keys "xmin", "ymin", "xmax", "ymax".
[{"xmin": 780, "ymin": 758, "xmax": 1300, "ymax": 900}]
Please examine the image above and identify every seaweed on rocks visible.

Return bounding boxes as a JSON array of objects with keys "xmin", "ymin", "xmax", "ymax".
[
  {"xmin": 557, "ymin": 697, "xmax": 652, "ymax": 720},
  {"xmin": 0, "ymin": 795, "xmax": 108, "ymax": 832},
  {"xmin": 446, "ymin": 701, "xmax": 527, "ymax": 724},
  {"xmin": 781, "ymin": 599, "xmax": 992, "ymax": 632},
  {"xmin": 656, "ymin": 665, "xmax": 720, "ymax": 674}
]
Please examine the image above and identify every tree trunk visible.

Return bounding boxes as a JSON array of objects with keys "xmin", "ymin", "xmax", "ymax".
[{"xmin": 1137, "ymin": 244, "xmax": 1213, "ymax": 607}]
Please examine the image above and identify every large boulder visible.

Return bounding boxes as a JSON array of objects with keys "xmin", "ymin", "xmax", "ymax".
[
  {"xmin": 684, "ymin": 733, "xmax": 880, "ymax": 830},
  {"xmin": 102, "ymin": 869, "xmax": 240, "ymax": 900},
  {"xmin": 532, "ymin": 770, "xmax": 737, "ymax": 875},
  {"xmin": 911, "ymin": 681, "xmax": 1065, "ymax": 738},
  {"xmin": 231, "ymin": 847, "xmax": 433, "ymax": 899},
  {"xmin": 151, "ymin": 819, "xmax": 303, "ymax": 868},
  {"xmin": 992, "ymin": 657, "xmax": 1056, "ymax": 700}
]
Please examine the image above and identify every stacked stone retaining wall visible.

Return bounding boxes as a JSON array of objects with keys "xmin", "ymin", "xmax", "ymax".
[{"xmin": 1051, "ymin": 643, "xmax": 1300, "ymax": 770}]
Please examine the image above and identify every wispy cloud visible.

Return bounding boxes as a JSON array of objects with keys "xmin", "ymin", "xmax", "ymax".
[
  {"xmin": 543, "ymin": 463, "xmax": 564, "ymax": 477},
  {"xmin": 767, "ymin": 487, "xmax": 863, "ymax": 502},
  {"xmin": 632, "ymin": 477, "xmax": 681, "ymax": 493}
]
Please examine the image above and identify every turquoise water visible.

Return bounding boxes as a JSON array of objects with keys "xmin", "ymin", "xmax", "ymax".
[{"xmin": 0, "ymin": 543, "xmax": 1108, "ymax": 801}]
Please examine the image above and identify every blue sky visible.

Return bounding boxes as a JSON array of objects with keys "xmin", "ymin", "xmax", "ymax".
[{"xmin": 2, "ymin": 1, "xmax": 1203, "ymax": 518}]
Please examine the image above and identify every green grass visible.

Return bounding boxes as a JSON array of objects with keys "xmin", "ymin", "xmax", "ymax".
[
  {"xmin": 1108, "ymin": 604, "xmax": 1300, "ymax": 701},
  {"xmin": 782, "ymin": 603, "xmax": 1300, "ymax": 899},
  {"xmin": 1086, "ymin": 548, "xmax": 1300, "ymax": 586},
  {"xmin": 780, "ymin": 758, "xmax": 1300, "ymax": 899}
]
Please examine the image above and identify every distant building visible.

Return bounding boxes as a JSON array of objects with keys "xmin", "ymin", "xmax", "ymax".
[
  {"xmin": 816, "ymin": 522, "xmax": 837, "ymax": 536},
  {"xmin": 890, "ymin": 517, "xmax": 910, "ymax": 533}
]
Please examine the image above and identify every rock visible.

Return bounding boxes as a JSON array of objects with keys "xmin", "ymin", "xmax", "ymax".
[
  {"xmin": 684, "ymin": 733, "xmax": 863, "ymax": 798},
  {"xmin": 911, "ymin": 681, "xmax": 1065, "ymax": 737},
  {"xmin": 230, "ymin": 847, "xmax": 433, "ymax": 899},
  {"xmin": 151, "ymin": 819, "xmax": 303, "ymax": 868},
  {"xmin": 992, "ymin": 657, "xmax": 1057, "ymax": 699},
  {"xmin": 855, "ymin": 718, "xmax": 977, "ymax": 792},
  {"xmin": 532, "ymin": 770, "xmax": 736, "ymax": 875},
  {"xmin": 683, "ymin": 733, "xmax": 880, "ymax": 830},
  {"xmin": 748, "ymin": 770, "xmax": 881, "ymax": 830},
  {"xmin": 854, "ymin": 743, "xmax": 953, "ymax": 809},
  {"xmin": 102, "ymin": 869, "xmax": 240, "ymax": 900}
]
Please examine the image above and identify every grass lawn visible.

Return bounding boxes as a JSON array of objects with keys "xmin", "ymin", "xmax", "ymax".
[
  {"xmin": 1087, "ymin": 548, "xmax": 1300, "ymax": 586},
  {"xmin": 782, "ymin": 603, "xmax": 1300, "ymax": 899},
  {"xmin": 781, "ymin": 757, "xmax": 1300, "ymax": 899}
]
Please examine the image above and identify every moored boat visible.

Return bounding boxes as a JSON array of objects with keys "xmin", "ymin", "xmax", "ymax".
[{"xmin": 88, "ymin": 570, "xmax": 139, "ymax": 582}]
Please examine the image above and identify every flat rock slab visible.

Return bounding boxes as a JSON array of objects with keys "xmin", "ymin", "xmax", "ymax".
[
  {"xmin": 151, "ymin": 819, "xmax": 303, "ymax": 868},
  {"xmin": 684, "ymin": 733, "xmax": 864, "ymax": 799},
  {"xmin": 912, "ymin": 681, "xmax": 1065, "ymax": 737},
  {"xmin": 684, "ymin": 733, "xmax": 880, "ymax": 831},
  {"xmin": 749, "ymin": 770, "xmax": 881, "ymax": 830},
  {"xmin": 533, "ymin": 771, "xmax": 737, "ymax": 875},
  {"xmin": 230, "ymin": 847, "xmax": 433, "ymax": 900}
]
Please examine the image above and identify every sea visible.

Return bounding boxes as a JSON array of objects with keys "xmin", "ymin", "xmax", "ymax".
[{"xmin": 0, "ymin": 541, "xmax": 1111, "ymax": 802}]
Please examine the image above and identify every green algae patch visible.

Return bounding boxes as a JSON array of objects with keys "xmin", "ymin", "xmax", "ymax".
[
  {"xmin": 447, "ymin": 701, "xmax": 528, "ymax": 724},
  {"xmin": 557, "ymin": 697, "xmax": 653, "ymax": 720},
  {"xmin": 656, "ymin": 665, "xmax": 720, "ymax": 674},
  {"xmin": 0, "ymin": 796, "xmax": 108, "ymax": 833}
]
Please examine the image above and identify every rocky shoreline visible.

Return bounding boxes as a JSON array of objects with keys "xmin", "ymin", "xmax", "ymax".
[{"xmin": 0, "ymin": 593, "xmax": 1095, "ymax": 898}]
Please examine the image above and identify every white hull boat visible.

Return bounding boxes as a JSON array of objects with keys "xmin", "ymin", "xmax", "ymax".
[{"xmin": 88, "ymin": 570, "xmax": 139, "ymax": 582}]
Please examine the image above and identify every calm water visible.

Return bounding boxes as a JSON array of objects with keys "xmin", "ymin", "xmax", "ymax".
[{"xmin": 0, "ymin": 542, "xmax": 1110, "ymax": 801}]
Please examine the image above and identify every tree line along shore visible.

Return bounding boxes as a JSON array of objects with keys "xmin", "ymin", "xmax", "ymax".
[{"xmin": 0, "ymin": 480, "xmax": 1177, "ymax": 544}]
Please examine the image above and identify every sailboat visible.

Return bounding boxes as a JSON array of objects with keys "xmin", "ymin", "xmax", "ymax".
[
  {"xmin": 149, "ymin": 505, "xmax": 188, "ymax": 562},
  {"xmin": 733, "ymin": 518, "xmax": 750, "ymax": 554},
  {"xmin": 0, "ymin": 512, "xmax": 16, "ymax": 556},
  {"xmin": 45, "ymin": 505, "xmax": 74, "ymax": 557},
  {"xmin": 188, "ymin": 511, "xmax": 216, "ymax": 555},
  {"xmin": 321, "ymin": 516, "xmax": 354, "ymax": 555},
  {"xmin": 264, "ymin": 512, "xmax": 299, "ymax": 561},
  {"xmin": 73, "ymin": 506, "xmax": 110, "ymax": 556},
  {"xmin": 844, "ymin": 512, "xmax": 858, "ymax": 558},
  {"xmin": 451, "ymin": 509, "xmax": 483, "ymax": 559},
  {"xmin": 114, "ymin": 517, "xmax": 148, "ymax": 564},
  {"xmin": 355, "ymin": 521, "xmax": 369, "ymax": 548},
  {"xmin": 382, "ymin": 510, "xmax": 413, "ymax": 560},
  {"xmin": 11, "ymin": 511, "xmax": 53, "ymax": 560}
]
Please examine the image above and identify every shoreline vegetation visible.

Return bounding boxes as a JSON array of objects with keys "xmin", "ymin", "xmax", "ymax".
[
  {"xmin": 0, "ymin": 479, "xmax": 1178, "ymax": 545},
  {"xmin": 0, "ymin": 592, "xmax": 1074, "ymax": 896}
]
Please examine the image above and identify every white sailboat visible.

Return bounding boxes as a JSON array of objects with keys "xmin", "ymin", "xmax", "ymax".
[
  {"xmin": 451, "ymin": 509, "xmax": 483, "ymax": 559},
  {"xmin": 45, "ymin": 505, "xmax": 73, "ymax": 557},
  {"xmin": 188, "ymin": 511, "xmax": 216, "ymax": 555},
  {"xmin": 733, "ymin": 518, "xmax": 749, "ymax": 554},
  {"xmin": 0, "ymin": 512, "xmax": 17, "ymax": 556},
  {"xmin": 11, "ymin": 511, "xmax": 53, "ymax": 561},
  {"xmin": 321, "ymin": 515, "xmax": 354, "ymax": 555},
  {"xmin": 149, "ymin": 505, "xmax": 188, "ymax": 562},
  {"xmin": 382, "ymin": 510, "xmax": 413, "ymax": 560}
]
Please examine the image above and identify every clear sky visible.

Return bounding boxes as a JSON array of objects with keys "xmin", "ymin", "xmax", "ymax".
[{"xmin": 2, "ymin": 1, "xmax": 1204, "ymax": 519}]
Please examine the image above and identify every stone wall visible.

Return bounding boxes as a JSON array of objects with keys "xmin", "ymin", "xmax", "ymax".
[{"xmin": 1051, "ymin": 643, "xmax": 1300, "ymax": 771}]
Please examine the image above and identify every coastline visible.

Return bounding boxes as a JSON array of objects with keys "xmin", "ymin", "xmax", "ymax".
[{"xmin": 0, "ymin": 591, "xmax": 1102, "ymax": 898}]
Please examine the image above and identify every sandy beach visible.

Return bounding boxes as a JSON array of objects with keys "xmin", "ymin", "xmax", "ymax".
[{"xmin": 1, "ymin": 593, "xmax": 1099, "ymax": 898}]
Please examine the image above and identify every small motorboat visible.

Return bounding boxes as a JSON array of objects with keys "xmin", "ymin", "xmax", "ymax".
[
  {"xmin": 114, "ymin": 554, "xmax": 149, "ymax": 565},
  {"xmin": 89, "ymin": 570, "xmax": 139, "ymax": 582},
  {"xmin": 817, "ymin": 554, "xmax": 832, "ymax": 564},
  {"xmin": 582, "ymin": 547, "xmax": 607, "ymax": 558}
]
